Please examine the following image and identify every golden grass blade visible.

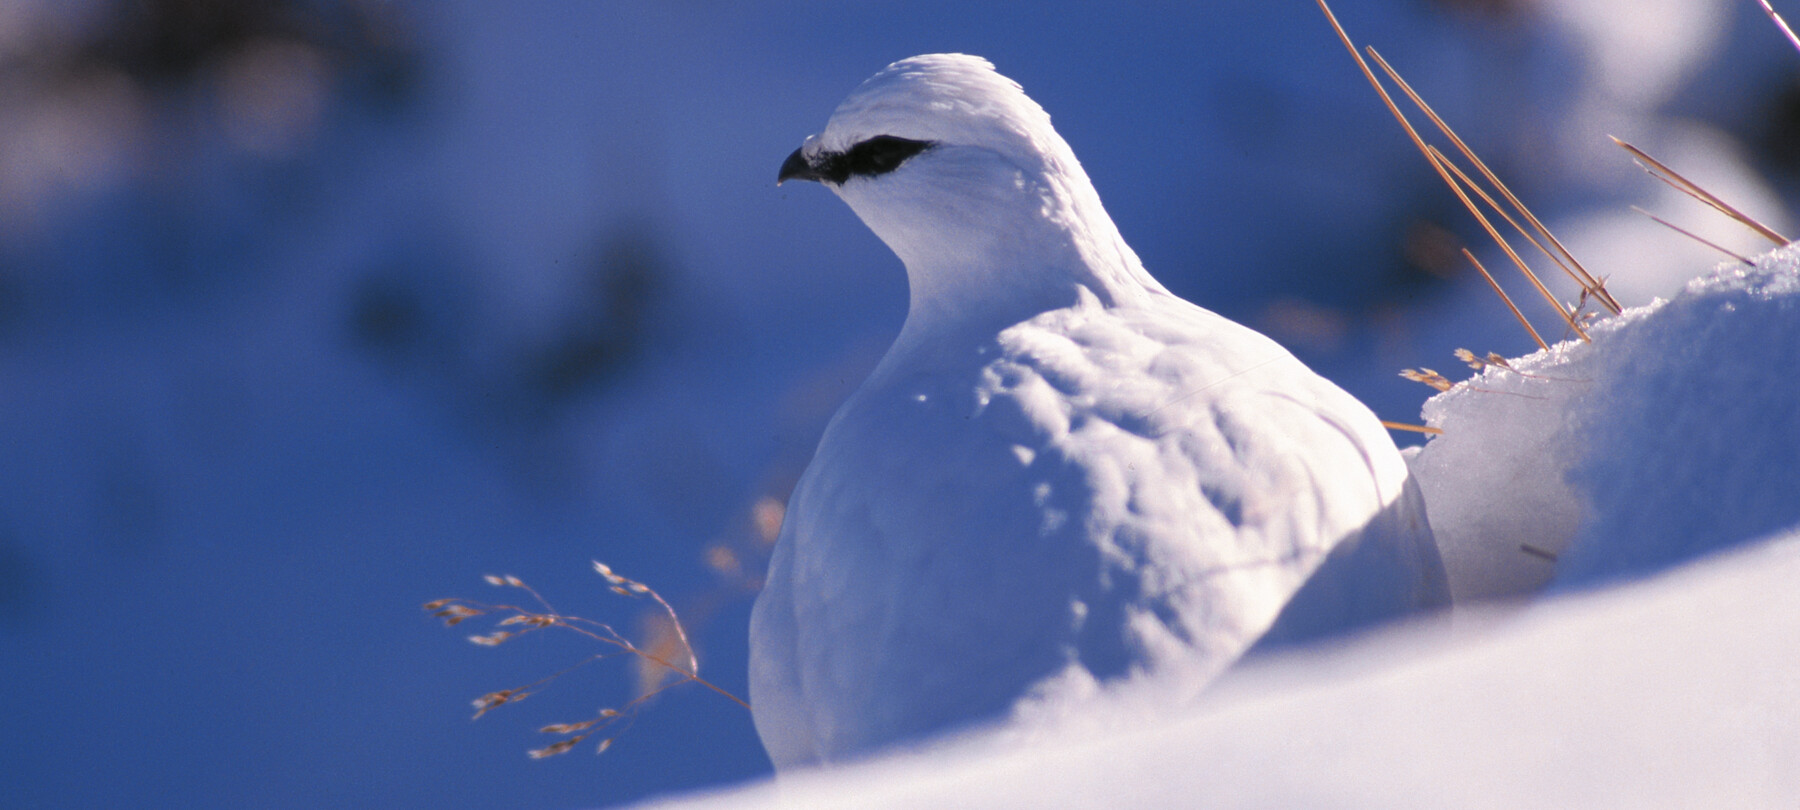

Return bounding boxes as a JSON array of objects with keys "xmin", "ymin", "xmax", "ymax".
[
  {"xmin": 1310, "ymin": 1, "xmax": 1437, "ymax": 172},
  {"xmin": 1366, "ymin": 47, "xmax": 1622, "ymax": 315},
  {"xmin": 1430, "ymin": 146, "xmax": 1600, "ymax": 338},
  {"xmin": 1311, "ymin": 0, "xmax": 1588, "ymax": 346},
  {"xmin": 1381, "ymin": 420, "xmax": 1445, "ymax": 436},
  {"xmin": 1462, "ymin": 248, "xmax": 1550, "ymax": 351},
  {"xmin": 1424, "ymin": 147, "xmax": 1588, "ymax": 342},
  {"xmin": 1611, "ymin": 136, "xmax": 1791, "ymax": 245},
  {"xmin": 1757, "ymin": 0, "xmax": 1800, "ymax": 54},
  {"xmin": 1428, "ymin": 144, "xmax": 1572, "ymax": 288},
  {"xmin": 1630, "ymin": 206, "xmax": 1757, "ymax": 266}
]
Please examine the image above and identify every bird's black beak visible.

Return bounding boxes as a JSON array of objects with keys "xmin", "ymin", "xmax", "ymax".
[{"xmin": 778, "ymin": 147, "xmax": 825, "ymax": 186}]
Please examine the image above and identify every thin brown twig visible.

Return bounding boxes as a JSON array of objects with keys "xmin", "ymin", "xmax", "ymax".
[
  {"xmin": 1366, "ymin": 47, "xmax": 1622, "ymax": 315},
  {"xmin": 427, "ymin": 567, "xmax": 752, "ymax": 760},
  {"xmin": 642, "ymin": 582, "xmax": 700, "ymax": 676},
  {"xmin": 1461, "ymin": 248, "xmax": 1549, "ymax": 351},
  {"xmin": 1629, "ymin": 206, "xmax": 1757, "ymax": 266},
  {"xmin": 1426, "ymin": 144, "xmax": 1601, "ymax": 337},
  {"xmin": 1381, "ymin": 420, "xmax": 1445, "ymax": 435},
  {"xmin": 589, "ymin": 561, "xmax": 714, "ymax": 699},
  {"xmin": 1429, "ymin": 147, "xmax": 1606, "ymax": 338},
  {"xmin": 1309, "ymin": 0, "xmax": 1592, "ymax": 350},
  {"xmin": 546, "ymin": 608, "xmax": 751, "ymax": 711},
  {"xmin": 1412, "ymin": 116, "xmax": 1586, "ymax": 342},
  {"xmin": 1611, "ymin": 135, "xmax": 1790, "ymax": 245},
  {"xmin": 469, "ymin": 654, "xmax": 608, "ymax": 718},
  {"xmin": 1427, "ymin": 146, "xmax": 1562, "ymax": 278}
]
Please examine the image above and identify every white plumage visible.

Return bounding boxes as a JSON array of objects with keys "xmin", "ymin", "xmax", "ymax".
[{"xmin": 753, "ymin": 54, "xmax": 1447, "ymax": 769}]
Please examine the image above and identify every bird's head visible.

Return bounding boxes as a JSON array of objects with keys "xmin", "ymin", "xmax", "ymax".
[
  {"xmin": 778, "ymin": 54, "xmax": 1064, "ymax": 186},
  {"xmin": 780, "ymin": 54, "xmax": 1157, "ymax": 328},
  {"xmin": 780, "ymin": 55, "xmax": 1111, "ymax": 274}
]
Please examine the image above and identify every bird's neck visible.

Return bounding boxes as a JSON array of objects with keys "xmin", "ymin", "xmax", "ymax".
[{"xmin": 874, "ymin": 172, "xmax": 1165, "ymax": 344}]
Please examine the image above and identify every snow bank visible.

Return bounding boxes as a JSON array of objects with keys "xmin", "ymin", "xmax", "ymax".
[{"xmin": 1411, "ymin": 242, "xmax": 1800, "ymax": 600}]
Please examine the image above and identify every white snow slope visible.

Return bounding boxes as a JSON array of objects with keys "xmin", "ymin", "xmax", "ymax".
[
  {"xmin": 636, "ymin": 244, "xmax": 1800, "ymax": 808},
  {"xmin": 1413, "ymin": 242, "xmax": 1800, "ymax": 600}
]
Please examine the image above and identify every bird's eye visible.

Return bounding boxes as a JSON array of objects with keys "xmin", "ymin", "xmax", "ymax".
[{"xmin": 839, "ymin": 136, "xmax": 932, "ymax": 180}]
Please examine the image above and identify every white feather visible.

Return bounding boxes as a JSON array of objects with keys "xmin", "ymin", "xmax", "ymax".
[{"xmin": 753, "ymin": 54, "xmax": 1448, "ymax": 769}]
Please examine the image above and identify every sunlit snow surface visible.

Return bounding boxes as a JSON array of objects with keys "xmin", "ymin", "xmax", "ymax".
[
  {"xmin": 1413, "ymin": 243, "xmax": 1800, "ymax": 600},
  {"xmin": 638, "ymin": 243, "xmax": 1800, "ymax": 809}
]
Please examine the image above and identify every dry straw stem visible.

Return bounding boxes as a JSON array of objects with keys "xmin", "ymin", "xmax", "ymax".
[
  {"xmin": 1429, "ymin": 145, "xmax": 1567, "ymax": 281},
  {"xmin": 1366, "ymin": 47, "xmax": 1622, "ymax": 316},
  {"xmin": 1380, "ymin": 420, "xmax": 1445, "ymax": 436},
  {"xmin": 425, "ymin": 564, "xmax": 749, "ymax": 759},
  {"xmin": 1758, "ymin": 0, "xmax": 1800, "ymax": 54},
  {"xmin": 1629, "ymin": 206, "xmax": 1757, "ymax": 266},
  {"xmin": 1425, "ymin": 144, "xmax": 1591, "ymax": 342},
  {"xmin": 592, "ymin": 561, "xmax": 701, "ymax": 677},
  {"xmin": 1311, "ymin": 0, "xmax": 1607, "ymax": 358},
  {"xmin": 1425, "ymin": 145, "xmax": 1598, "ymax": 340},
  {"xmin": 1611, "ymin": 136, "xmax": 1790, "ymax": 245},
  {"xmin": 1461, "ymin": 247, "xmax": 1549, "ymax": 351}
]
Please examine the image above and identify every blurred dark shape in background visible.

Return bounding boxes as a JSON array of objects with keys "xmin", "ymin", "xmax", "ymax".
[
  {"xmin": 1425, "ymin": 0, "xmax": 1535, "ymax": 20},
  {"xmin": 0, "ymin": 527, "xmax": 36, "ymax": 624},
  {"xmin": 516, "ymin": 224, "xmax": 662, "ymax": 414},
  {"xmin": 344, "ymin": 219, "xmax": 671, "ymax": 489},
  {"xmin": 1755, "ymin": 77, "xmax": 1800, "ymax": 177},
  {"xmin": 0, "ymin": 0, "xmax": 422, "ymax": 302}
]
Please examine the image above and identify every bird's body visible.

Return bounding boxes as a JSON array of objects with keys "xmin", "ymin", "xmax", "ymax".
[{"xmin": 753, "ymin": 54, "xmax": 1447, "ymax": 769}]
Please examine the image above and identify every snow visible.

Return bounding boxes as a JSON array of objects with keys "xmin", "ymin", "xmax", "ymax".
[
  {"xmin": 637, "ymin": 243, "xmax": 1800, "ymax": 809},
  {"xmin": 1412, "ymin": 243, "xmax": 1800, "ymax": 599}
]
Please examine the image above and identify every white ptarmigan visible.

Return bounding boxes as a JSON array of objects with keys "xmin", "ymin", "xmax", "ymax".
[{"xmin": 753, "ymin": 54, "xmax": 1448, "ymax": 769}]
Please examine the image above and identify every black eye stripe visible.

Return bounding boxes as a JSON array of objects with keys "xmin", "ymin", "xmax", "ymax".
[
  {"xmin": 819, "ymin": 136, "xmax": 933, "ymax": 184},
  {"xmin": 842, "ymin": 135, "xmax": 932, "ymax": 177}
]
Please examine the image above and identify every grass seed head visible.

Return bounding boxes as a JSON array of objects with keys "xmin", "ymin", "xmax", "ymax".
[
  {"xmin": 592, "ymin": 561, "xmax": 624, "ymax": 584},
  {"xmin": 431, "ymin": 604, "xmax": 483, "ymax": 626},
  {"xmin": 433, "ymin": 568, "xmax": 748, "ymax": 759},
  {"xmin": 539, "ymin": 719, "xmax": 601, "ymax": 734},
  {"xmin": 471, "ymin": 689, "xmax": 527, "ymax": 719},
  {"xmin": 528, "ymin": 735, "xmax": 588, "ymax": 759},
  {"xmin": 1401, "ymin": 368, "xmax": 1454, "ymax": 392},
  {"xmin": 498, "ymin": 614, "xmax": 556, "ymax": 628}
]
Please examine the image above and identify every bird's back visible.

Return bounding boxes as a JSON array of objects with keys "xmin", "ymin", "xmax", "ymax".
[{"xmin": 750, "ymin": 287, "xmax": 1445, "ymax": 767}]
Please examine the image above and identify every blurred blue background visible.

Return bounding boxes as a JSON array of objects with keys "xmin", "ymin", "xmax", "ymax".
[{"xmin": 2, "ymin": 1, "xmax": 1795, "ymax": 808}]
